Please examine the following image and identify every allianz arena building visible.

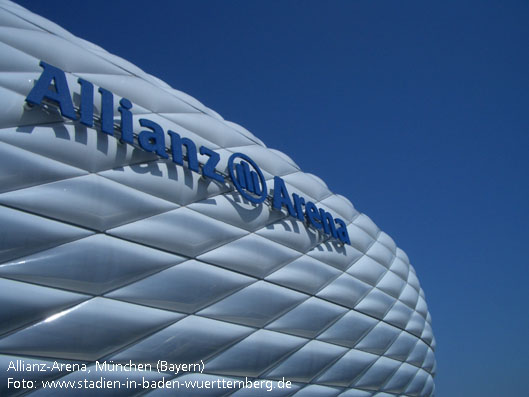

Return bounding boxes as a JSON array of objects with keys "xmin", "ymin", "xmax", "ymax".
[{"xmin": 0, "ymin": 1, "xmax": 435, "ymax": 396}]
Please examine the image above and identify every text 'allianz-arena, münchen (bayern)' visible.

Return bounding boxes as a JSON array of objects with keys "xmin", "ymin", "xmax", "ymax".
[{"xmin": 0, "ymin": 1, "xmax": 435, "ymax": 396}]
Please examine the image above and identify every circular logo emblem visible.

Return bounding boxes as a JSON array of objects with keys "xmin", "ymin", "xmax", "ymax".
[{"xmin": 228, "ymin": 153, "xmax": 268, "ymax": 204}]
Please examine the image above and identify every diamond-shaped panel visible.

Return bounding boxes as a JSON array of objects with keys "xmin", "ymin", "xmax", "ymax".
[
  {"xmin": 110, "ymin": 315, "xmax": 253, "ymax": 366},
  {"xmin": 267, "ymin": 297, "xmax": 347, "ymax": 339},
  {"xmin": 0, "ymin": 174, "xmax": 178, "ymax": 231},
  {"xmin": 0, "ymin": 277, "xmax": 87, "ymax": 336},
  {"xmin": 265, "ymin": 340, "xmax": 347, "ymax": 382},
  {"xmin": 205, "ymin": 329, "xmax": 306, "ymax": 378},
  {"xmin": 0, "ymin": 297, "xmax": 180, "ymax": 360},
  {"xmin": 265, "ymin": 255, "xmax": 341, "ymax": 295},
  {"xmin": 108, "ymin": 207, "xmax": 248, "ymax": 257},
  {"xmin": 0, "ymin": 141, "xmax": 86, "ymax": 194},
  {"xmin": 315, "ymin": 349, "xmax": 378, "ymax": 387},
  {"xmin": 0, "ymin": 234, "xmax": 184, "ymax": 294},
  {"xmin": 0, "ymin": 205, "xmax": 93, "ymax": 263},
  {"xmin": 198, "ymin": 281, "xmax": 308, "ymax": 328},
  {"xmin": 107, "ymin": 259, "xmax": 254, "ymax": 313},
  {"xmin": 197, "ymin": 233, "xmax": 301, "ymax": 278}
]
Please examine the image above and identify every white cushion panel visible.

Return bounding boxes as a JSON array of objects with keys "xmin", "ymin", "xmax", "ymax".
[
  {"xmin": 265, "ymin": 255, "xmax": 342, "ymax": 295},
  {"xmin": 205, "ymin": 329, "xmax": 306, "ymax": 378},
  {"xmin": 106, "ymin": 259, "xmax": 254, "ymax": 313},
  {"xmin": 0, "ymin": 297, "xmax": 181, "ymax": 361},
  {"xmin": 188, "ymin": 192, "xmax": 284, "ymax": 232},
  {"xmin": 197, "ymin": 280, "xmax": 308, "ymax": 328},
  {"xmin": 108, "ymin": 207, "xmax": 248, "ymax": 257},
  {"xmin": 0, "ymin": 234, "xmax": 184, "ymax": 294},
  {"xmin": 0, "ymin": 206, "xmax": 93, "ymax": 263},
  {"xmin": 0, "ymin": 174, "xmax": 178, "ymax": 231},
  {"xmin": 197, "ymin": 233, "xmax": 301, "ymax": 278}
]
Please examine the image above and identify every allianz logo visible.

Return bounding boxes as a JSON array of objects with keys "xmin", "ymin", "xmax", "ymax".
[{"xmin": 25, "ymin": 61, "xmax": 350, "ymax": 245}]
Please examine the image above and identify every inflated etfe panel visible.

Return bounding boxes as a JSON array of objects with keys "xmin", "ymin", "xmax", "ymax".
[{"xmin": 0, "ymin": 1, "xmax": 435, "ymax": 396}]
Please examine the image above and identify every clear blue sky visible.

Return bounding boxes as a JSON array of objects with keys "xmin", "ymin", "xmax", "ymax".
[{"xmin": 13, "ymin": 1, "xmax": 529, "ymax": 395}]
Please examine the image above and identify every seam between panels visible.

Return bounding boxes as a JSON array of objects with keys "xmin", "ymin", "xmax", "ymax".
[
  {"xmin": 0, "ymin": 123, "xmax": 164, "ymax": 176},
  {"xmin": 91, "ymin": 314, "xmax": 251, "ymax": 368},
  {"xmin": 16, "ymin": 315, "xmax": 186, "ymax": 396},
  {"xmin": 0, "ymin": 169, "xmax": 89, "ymax": 196},
  {"xmin": 219, "ymin": 146, "xmax": 304, "ymax": 180},
  {"xmin": 153, "ymin": 113, "xmax": 258, "ymax": 150},
  {"xmin": 0, "ymin": 204, "xmax": 98, "ymax": 256},
  {"xmin": 347, "ymin": 364, "xmax": 432, "ymax": 397},
  {"xmin": 0, "ymin": 145, "xmax": 198, "ymax": 228},
  {"xmin": 0, "ymin": 170, "xmax": 182, "ymax": 226},
  {"xmin": 0, "ymin": 6, "xmax": 69, "ymax": 39},
  {"xmin": 257, "ymin": 334, "xmax": 351, "ymax": 386},
  {"xmin": 0, "ymin": 199, "xmax": 178, "ymax": 238},
  {"xmin": 96, "ymin": 160, "xmax": 237, "ymax": 206},
  {"xmin": 377, "ymin": 360, "xmax": 422, "ymax": 397},
  {"xmin": 0, "ymin": 284, "xmax": 92, "ymax": 340},
  {"xmin": 343, "ymin": 356, "xmax": 386, "ymax": 391},
  {"xmin": 0, "ymin": 118, "xmax": 66, "ymax": 129}
]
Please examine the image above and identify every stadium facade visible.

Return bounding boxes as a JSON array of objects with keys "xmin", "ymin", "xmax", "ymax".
[{"xmin": 0, "ymin": 1, "xmax": 435, "ymax": 396}]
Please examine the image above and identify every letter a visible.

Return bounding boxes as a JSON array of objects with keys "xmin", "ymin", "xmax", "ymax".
[
  {"xmin": 272, "ymin": 176, "xmax": 296, "ymax": 217},
  {"xmin": 26, "ymin": 61, "xmax": 76, "ymax": 120},
  {"xmin": 335, "ymin": 219, "xmax": 351, "ymax": 245},
  {"xmin": 138, "ymin": 118, "xmax": 168, "ymax": 158}
]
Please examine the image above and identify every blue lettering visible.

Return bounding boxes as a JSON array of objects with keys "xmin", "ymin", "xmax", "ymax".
[
  {"xmin": 138, "ymin": 118, "xmax": 168, "ymax": 158},
  {"xmin": 25, "ymin": 61, "xmax": 352, "ymax": 246},
  {"xmin": 335, "ymin": 219, "xmax": 351, "ymax": 245},
  {"xmin": 272, "ymin": 176, "xmax": 296, "ymax": 216},
  {"xmin": 305, "ymin": 201, "xmax": 322, "ymax": 230},
  {"xmin": 77, "ymin": 78, "xmax": 94, "ymax": 127},
  {"xmin": 319, "ymin": 208, "xmax": 338, "ymax": 238},
  {"xmin": 98, "ymin": 87, "xmax": 114, "ymax": 135},
  {"xmin": 228, "ymin": 153, "xmax": 267, "ymax": 204},
  {"xmin": 26, "ymin": 61, "xmax": 76, "ymax": 120},
  {"xmin": 292, "ymin": 193, "xmax": 306, "ymax": 221},
  {"xmin": 235, "ymin": 161, "xmax": 253, "ymax": 192},
  {"xmin": 167, "ymin": 130, "xmax": 199, "ymax": 172},
  {"xmin": 118, "ymin": 98, "xmax": 134, "ymax": 144},
  {"xmin": 199, "ymin": 146, "xmax": 224, "ymax": 183}
]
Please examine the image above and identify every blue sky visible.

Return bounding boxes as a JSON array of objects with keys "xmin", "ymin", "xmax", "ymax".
[{"xmin": 13, "ymin": 1, "xmax": 529, "ymax": 395}]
